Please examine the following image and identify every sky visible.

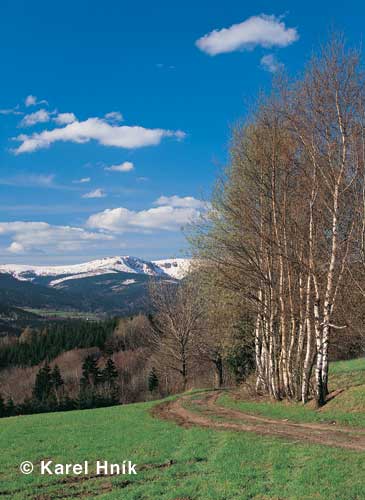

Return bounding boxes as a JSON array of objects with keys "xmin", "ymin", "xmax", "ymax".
[{"xmin": 0, "ymin": 0, "xmax": 363, "ymax": 264}]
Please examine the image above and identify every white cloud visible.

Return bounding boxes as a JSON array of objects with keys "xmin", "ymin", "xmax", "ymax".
[
  {"xmin": 13, "ymin": 117, "xmax": 186, "ymax": 154},
  {"xmin": 87, "ymin": 202, "xmax": 203, "ymax": 233},
  {"xmin": 54, "ymin": 112, "xmax": 77, "ymax": 125},
  {"xmin": 0, "ymin": 221, "xmax": 113, "ymax": 254},
  {"xmin": 154, "ymin": 195, "xmax": 206, "ymax": 209},
  {"xmin": 20, "ymin": 109, "xmax": 50, "ymax": 127},
  {"xmin": 20, "ymin": 109, "xmax": 77, "ymax": 127},
  {"xmin": 25, "ymin": 95, "xmax": 37, "ymax": 107},
  {"xmin": 104, "ymin": 111, "xmax": 123, "ymax": 123},
  {"xmin": 87, "ymin": 206, "xmax": 196, "ymax": 232},
  {"xmin": 0, "ymin": 196, "xmax": 206, "ymax": 256},
  {"xmin": 196, "ymin": 14, "xmax": 298, "ymax": 55},
  {"xmin": 82, "ymin": 188, "xmax": 106, "ymax": 199},
  {"xmin": 0, "ymin": 106, "xmax": 23, "ymax": 116},
  {"xmin": 0, "ymin": 174, "xmax": 55, "ymax": 188},
  {"xmin": 105, "ymin": 161, "xmax": 134, "ymax": 172},
  {"xmin": 73, "ymin": 177, "xmax": 91, "ymax": 184},
  {"xmin": 8, "ymin": 241, "xmax": 25, "ymax": 254},
  {"xmin": 25, "ymin": 95, "xmax": 48, "ymax": 107},
  {"xmin": 260, "ymin": 53, "xmax": 284, "ymax": 72}
]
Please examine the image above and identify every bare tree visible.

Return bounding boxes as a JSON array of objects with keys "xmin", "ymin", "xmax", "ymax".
[
  {"xmin": 148, "ymin": 278, "xmax": 204, "ymax": 391},
  {"xmin": 191, "ymin": 264, "xmax": 245, "ymax": 388}
]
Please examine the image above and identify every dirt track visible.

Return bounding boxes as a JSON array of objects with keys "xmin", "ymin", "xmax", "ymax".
[{"xmin": 153, "ymin": 391, "xmax": 365, "ymax": 451}]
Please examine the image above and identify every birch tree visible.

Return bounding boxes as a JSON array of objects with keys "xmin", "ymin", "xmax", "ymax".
[{"xmin": 192, "ymin": 36, "xmax": 365, "ymax": 406}]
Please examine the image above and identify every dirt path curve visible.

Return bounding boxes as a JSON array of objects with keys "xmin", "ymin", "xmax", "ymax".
[{"xmin": 153, "ymin": 391, "xmax": 365, "ymax": 451}]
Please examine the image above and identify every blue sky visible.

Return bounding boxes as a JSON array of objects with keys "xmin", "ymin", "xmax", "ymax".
[{"xmin": 0, "ymin": 0, "xmax": 363, "ymax": 264}]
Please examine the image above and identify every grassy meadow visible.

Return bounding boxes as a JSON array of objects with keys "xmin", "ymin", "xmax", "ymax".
[
  {"xmin": 1, "ymin": 359, "xmax": 365, "ymax": 499},
  {"xmin": 219, "ymin": 358, "xmax": 365, "ymax": 429}
]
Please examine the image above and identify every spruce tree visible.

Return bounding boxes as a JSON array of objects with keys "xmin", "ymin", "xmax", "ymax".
[
  {"xmin": 81, "ymin": 355, "xmax": 101, "ymax": 387},
  {"xmin": 0, "ymin": 394, "xmax": 5, "ymax": 418},
  {"xmin": 51, "ymin": 365, "xmax": 64, "ymax": 389},
  {"xmin": 148, "ymin": 368, "xmax": 159, "ymax": 393},
  {"xmin": 33, "ymin": 362, "xmax": 53, "ymax": 402},
  {"xmin": 6, "ymin": 397, "xmax": 15, "ymax": 417},
  {"xmin": 102, "ymin": 358, "xmax": 118, "ymax": 386}
]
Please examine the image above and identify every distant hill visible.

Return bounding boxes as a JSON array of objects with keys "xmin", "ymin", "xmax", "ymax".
[
  {"xmin": 0, "ymin": 302, "xmax": 43, "ymax": 335},
  {"xmin": 0, "ymin": 274, "xmax": 84, "ymax": 310},
  {"xmin": 0, "ymin": 256, "xmax": 191, "ymax": 317}
]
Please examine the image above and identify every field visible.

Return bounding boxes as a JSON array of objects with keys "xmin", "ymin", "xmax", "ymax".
[
  {"xmin": 22, "ymin": 308, "xmax": 103, "ymax": 321},
  {"xmin": 1, "ymin": 359, "xmax": 365, "ymax": 499},
  {"xmin": 218, "ymin": 358, "xmax": 365, "ymax": 429}
]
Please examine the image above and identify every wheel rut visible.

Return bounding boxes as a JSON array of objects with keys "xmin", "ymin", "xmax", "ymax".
[{"xmin": 153, "ymin": 391, "xmax": 365, "ymax": 451}]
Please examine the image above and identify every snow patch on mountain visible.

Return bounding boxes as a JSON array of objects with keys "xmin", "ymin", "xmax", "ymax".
[
  {"xmin": 122, "ymin": 279, "xmax": 137, "ymax": 285},
  {"xmin": 152, "ymin": 259, "xmax": 191, "ymax": 280},
  {"xmin": 49, "ymin": 270, "xmax": 118, "ymax": 287}
]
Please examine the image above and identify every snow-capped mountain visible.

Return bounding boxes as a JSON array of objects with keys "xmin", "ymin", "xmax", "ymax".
[
  {"xmin": 0, "ymin": 256, "xmax": 192, "ymax": 316},
  {"xmin": 0, "ymin": 256, "xmax": 191, "ymax": 286},
  {"xmin": 152, "ymin": 259, "xmax": 191, "ymax": 280}
]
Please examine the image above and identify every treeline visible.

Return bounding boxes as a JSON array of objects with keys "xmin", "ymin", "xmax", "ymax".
[{"xmin": 0, "ymin": 318, "xmax": 117, "ymax": 370}]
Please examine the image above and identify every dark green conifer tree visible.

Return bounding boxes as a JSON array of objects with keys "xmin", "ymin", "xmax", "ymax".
[
  {"xmin": 51, "ymin": 365, "xmax": 64, "ymax": 390},
  {"xmin": 148, "ymin": 367, "xmax": 159, "ymax": 393},
  {"xmin": 33, "ymin": 362, "xmax": 53, "ymax": 402},
  {"xmin": 0, "ymin": 394, "xmax": 5, "ymax": 417},
  {"xmin": 80, "ymin": 355, "xmax": 101, "ymax": 387},
  {"xmin": 6, "ymin": 397, "xmax": 15, "ymax": 416},
  {"xmin": 102, "ymin": 358, "xmax": 118, "ymax": 386}
]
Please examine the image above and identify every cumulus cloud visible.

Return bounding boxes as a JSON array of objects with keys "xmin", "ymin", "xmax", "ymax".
[
  {"xmin": 8, "ymin": 241, "xmax": 25, "ymax": 254},
  {"xmin": 54, "ymin": 112, "xmax": 77, "ymax": 125},
  {"xmin": 86, "ymin": 198, "xmax": 205, "ymax": 233},
  {"xmin": 196, "ymin": 14, "xmax": 298, "ymax": 55},
  {"xmin": 73, "ymin": 177, "xmax": 91, "ymax": 184},
  {"xmin": 105, "ymin": 161, "xmax": 134, "ymax": 172},
  {"xmin": 260, "ymin": 53, "xmax": 284, "ymax": 72},
  {"xmin": 104, "ymin": 111, "xmax": 123, "ymax": 123},
  {"xmin": 25, "ymin": 95, "xmax": 48, "ymax": 107},
  {"xmin": 19, "ymin": 109, "xmax": 77, "ymax": 127},
  {"xmin": 154, "ymin": 195, "xmax": 206, "ymax": 209},
  {"xmin": 82, "ymin": 188, "xmax": 106, "ymax": 199},
  {"xmin": 25, "ymin": 95, "xmax": 37, "ymax": 107},
  {"xmin": 0, "ymin": 195, "xmax": 206, "ymax": 256},
  {"xmin": 87, "ymin": 206, "xmax": 197, "ymax": 232},
  {"xmin": 0, "ymin": 221, "xmax": 113, "ymax": 254},
  {"xmin": 13, "ymin": 117, "xmax": 186, "ymax": 154},
  {"xmin": 20, "ymin": 109, "xmax": 50, "ymax": 127}
]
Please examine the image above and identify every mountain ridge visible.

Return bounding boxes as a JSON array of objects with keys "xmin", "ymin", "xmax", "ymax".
[
  {"xmin": 0, "ymin": 256, "xmax": 191, "ymax": 285},
  {"xmin": 0, "ymin": 256, "xmax": 191, "ymax": 316}
]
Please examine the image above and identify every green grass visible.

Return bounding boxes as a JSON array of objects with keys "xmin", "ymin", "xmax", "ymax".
[
  {"xmin": 1, "ymin": 359, "xmax": 365, "ymax": 499},
  {"xmin": 330, "ymin": 358, "xmax": 365, "ymax": 374},
  {"xmin": 329, "ymin": 358, "xmax": 365, "ymax": 390},
  {"xmin": 22, "ymin": 308, "xmax": 102, "ymax": 320},
  {"xmin": 219, "ymin": 357, "xmax": 365, "ymax": 428}
]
